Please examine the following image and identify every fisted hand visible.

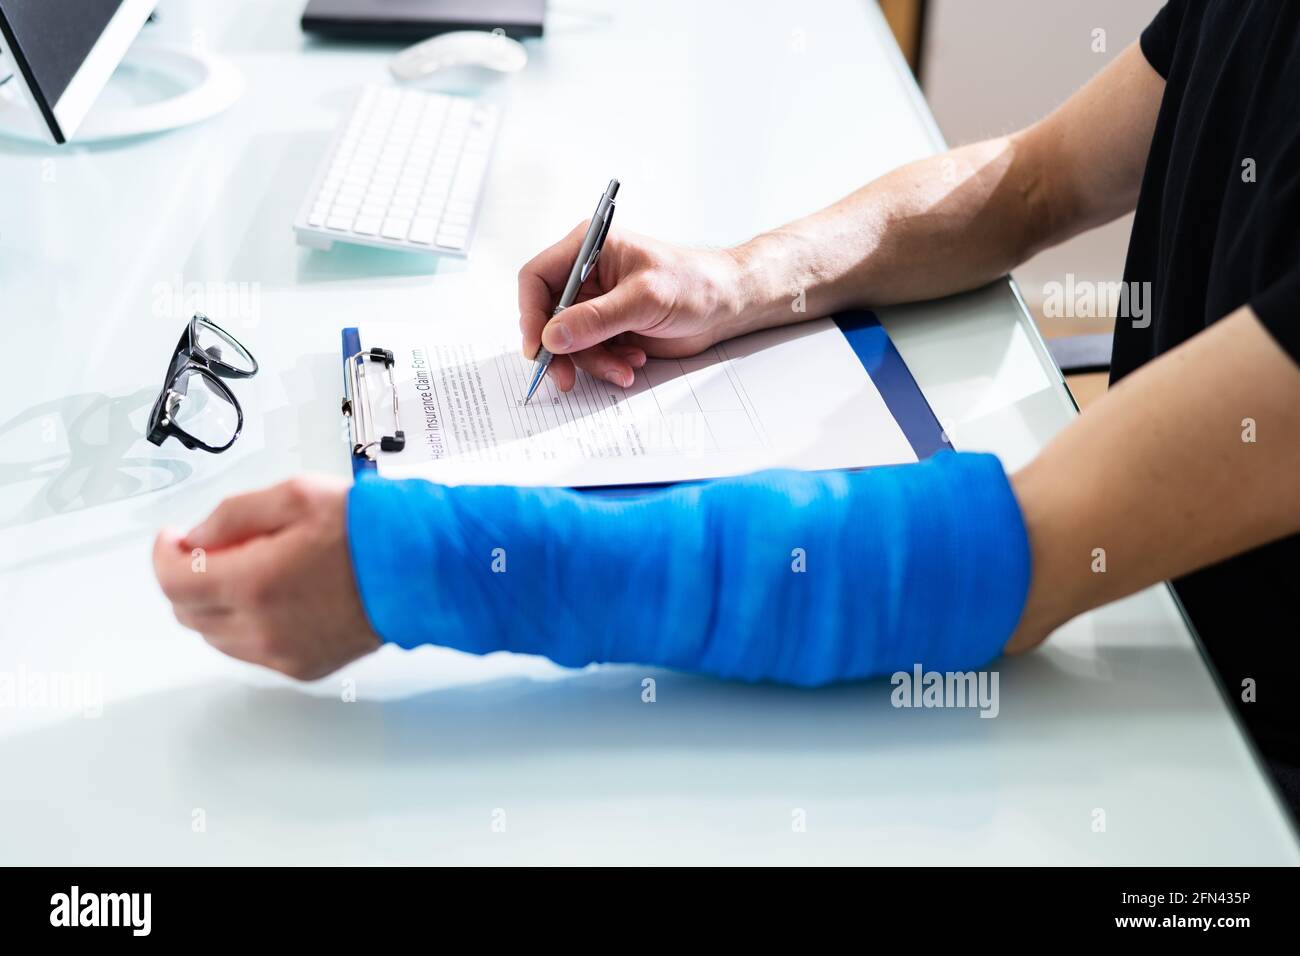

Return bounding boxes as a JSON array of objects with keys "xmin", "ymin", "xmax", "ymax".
[
  {"xmin": 153, "ymin": 476, "xmax": 380, "ymax": 680},
  {"xmin": 518, "ymin": 224, "xmax": 747, "ymax": 392}
]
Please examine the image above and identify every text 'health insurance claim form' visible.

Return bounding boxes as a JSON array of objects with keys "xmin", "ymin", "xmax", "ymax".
[{"xmin": 354, "ymin": 318, "xmax": 918, "ymax": 487}]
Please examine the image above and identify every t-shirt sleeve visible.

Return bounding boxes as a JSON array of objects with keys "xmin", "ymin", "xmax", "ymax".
[
  {"xmin": 1140, "ymin": 1, "xmax": 1187, "ymax": 78},
  {"xmin": 1252, "ymin": 268, "xmax": 1300, "ymax": 368},
  {"xmin": 1249, "ymin": 146, "xmax": 1300, "ymax": 367}
]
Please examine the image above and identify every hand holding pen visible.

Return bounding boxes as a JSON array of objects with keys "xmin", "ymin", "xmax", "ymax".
[
  {"xmin": 518, "ymin": 182, "xmax": 752, "ymax": 398},
  {"xmin": 523, "ymin": 179, "xmax": 620, "ymax": 403}
]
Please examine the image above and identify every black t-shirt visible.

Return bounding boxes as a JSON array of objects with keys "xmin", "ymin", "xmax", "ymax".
[{"xmin": 1117, "ymin": 0, "xmax": 1300, "ymax": 761}]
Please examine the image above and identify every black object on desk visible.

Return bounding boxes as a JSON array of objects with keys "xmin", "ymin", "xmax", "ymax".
[
  {"xmin": 1047, "ymin": 333, "xmax": 1113, "ymax": 376},
  {"xmin": 301, "ymin": 0, "xmax": 545, "ymax": 41},
  {"xmin": 146, "ymin": 315, "xmax": 259, "ymax": 454}
]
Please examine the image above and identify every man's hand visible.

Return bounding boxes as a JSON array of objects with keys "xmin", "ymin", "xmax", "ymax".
[
  {"xmin": 152, "ymin": 476, "xmax": 380, "ymax": 680},
  {"xmin": 518, "ymin": 224, "xmax": 748, "ymax": 392}
]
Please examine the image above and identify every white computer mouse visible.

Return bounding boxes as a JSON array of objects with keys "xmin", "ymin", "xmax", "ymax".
[{"xmin": 390, "ymin": 30, "xmax": 528, "ymax": 83}]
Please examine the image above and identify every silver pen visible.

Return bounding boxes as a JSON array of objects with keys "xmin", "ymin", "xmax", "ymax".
[{"xmin": 523, "ymin": 178, "xmax": 619, "ymax": 404}]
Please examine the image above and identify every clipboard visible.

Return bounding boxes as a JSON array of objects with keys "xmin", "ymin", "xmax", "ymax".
[{"xmin": 341, "ymin": 311, "xmax": 951, "ymax": 479}]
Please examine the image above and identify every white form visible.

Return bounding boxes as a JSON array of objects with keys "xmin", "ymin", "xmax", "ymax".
[{"xmin": 356, "ymin": 318, "xmax": 919, "ymax": 487}]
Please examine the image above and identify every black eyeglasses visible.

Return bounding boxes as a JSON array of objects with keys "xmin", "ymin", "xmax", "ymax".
[{"xmin": 146, "ymin": 314, "xmax": 258, "ymax": 453}]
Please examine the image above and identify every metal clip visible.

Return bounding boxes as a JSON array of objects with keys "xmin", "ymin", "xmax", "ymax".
[{"xmin": 343, "ymin": 347, "xmax": 406, "ymax": 460}]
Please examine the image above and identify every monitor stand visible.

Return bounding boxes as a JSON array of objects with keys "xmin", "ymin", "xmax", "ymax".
[{"xmin": 0, "ymin": 41, "xmax": 242, "ymax": 144}]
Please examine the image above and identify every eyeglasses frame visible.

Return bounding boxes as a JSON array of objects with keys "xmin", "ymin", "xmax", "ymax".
[{"xmin": 146, "ymin": 313, "xmax": 259, "ymax": 453}]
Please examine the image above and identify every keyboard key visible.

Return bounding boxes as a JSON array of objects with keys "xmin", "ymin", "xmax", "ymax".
[
  {"xmin": 381, "ymin": 217, "xmax": 411, "ymax": 240},
  {"xmin": 353, "ymin": 216, "xmax": 381, "ymax": 236},
  {"xmin": 452, "ymin": 182, "xmax": 483, "ymax": 203},
  {"xmin": 409, "ymin": 219, "xmax": 437, "ymax": 244}
]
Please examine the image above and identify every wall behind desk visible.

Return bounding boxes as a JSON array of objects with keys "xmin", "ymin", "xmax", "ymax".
[{"xmin": 922, "ymin": 0, "xmax": 1162, "ymax": 331}]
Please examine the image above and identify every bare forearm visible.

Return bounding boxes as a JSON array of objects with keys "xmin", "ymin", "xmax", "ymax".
[
  {"xmin": 728, "ymin": 135, "xmax": 1059, "ymax": 330},
  {"xmin": 1007, "ymin": 309, "xmax": 1300, "ymax": 648},
  {"xmin": 721, "ymin": 43, "xmax": 1163, "ymax": 337}
]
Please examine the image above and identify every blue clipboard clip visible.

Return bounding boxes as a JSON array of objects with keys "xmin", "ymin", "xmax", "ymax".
[{"xmin": 342, "ymin": 336, "xmax": 405, "ymax": 463}]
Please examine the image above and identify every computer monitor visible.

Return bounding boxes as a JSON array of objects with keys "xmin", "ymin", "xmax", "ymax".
[
  {"xmin": 0, "ymin": 0, "xmax": 157, "ymax": 144},
  {"xmin": 0, "ymin": 0, "xmax": 243, "ymax": 145}
]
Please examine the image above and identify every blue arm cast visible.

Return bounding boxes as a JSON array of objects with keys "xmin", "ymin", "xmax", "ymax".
[{"xmin": 346, "ymin": 452, "xmax": 1031, "ymax": 686}]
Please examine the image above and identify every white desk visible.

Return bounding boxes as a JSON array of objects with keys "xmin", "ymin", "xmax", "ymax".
[{"xmin": 0, "ymin": 0, "xmax": 1294, "ymax": 865}]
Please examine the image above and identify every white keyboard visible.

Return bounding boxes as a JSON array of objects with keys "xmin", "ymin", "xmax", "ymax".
[{"xmin": 294, "ymin": 84, "xmax": 500, "ymax": 256}]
